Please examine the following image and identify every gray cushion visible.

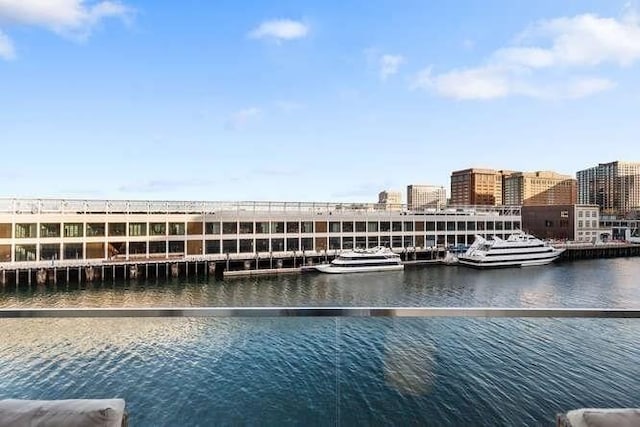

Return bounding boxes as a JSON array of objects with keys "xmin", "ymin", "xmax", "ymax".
[
  {"xmin": 0, "ymin": 399, "xmax": 125, "ymax": 427},
  {"xmin": 564, "ymin": 408, "xmax": 640, "ymax": 427}
]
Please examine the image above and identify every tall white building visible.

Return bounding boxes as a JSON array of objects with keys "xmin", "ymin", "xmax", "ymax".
[
  {"xmin": 577, "ymin": 161, "xmax": 640, "ymax": 216},
  {"xmin": 407, "ymin": 185, "xmax": 446, "ymax": 211},
  {"xmin": 378, "ymin": 190, "xmax": 402, "ymax": 210}
]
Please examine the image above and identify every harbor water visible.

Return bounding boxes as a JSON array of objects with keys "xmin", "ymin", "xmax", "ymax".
[{"xmin": 1, "ymin": 258, "xmax": 640, "ymax": 425}]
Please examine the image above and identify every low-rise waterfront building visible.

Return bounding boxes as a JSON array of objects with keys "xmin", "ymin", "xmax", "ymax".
[
  {"xmin": 521, "ymin": 204, "xmax": 602, "ymax": 242},
  {"xmin": 0, "ymin": 199, "xmax": 521, "ymax": 266}
]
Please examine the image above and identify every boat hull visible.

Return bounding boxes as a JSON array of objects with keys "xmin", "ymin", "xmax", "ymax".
[
  {"xmin": 314, "ymin": 264, "xmax": 404, "ymax": 274},
  {"xmin": 457, "ymin": 252, "xmax": 564, "ymax": 269}
]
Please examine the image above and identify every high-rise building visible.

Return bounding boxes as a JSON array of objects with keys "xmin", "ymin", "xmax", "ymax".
[
  {"xmin": 504, "ymin": 171, "xmax": 577, "ymax": 206},
  {"xmin": 577, "ymin": 161, "xmax": 640, "ymax": 216},
  {"xmin": 450, "ymin": 169, "xmax": 511, "ymax": 206},
  {"xmin": 377, "ymin": 190, "xmax": 402, "ymax": 210},
  {"xmin": 406, "ymin": 185, "xmax": 446, "ymax": 211}
]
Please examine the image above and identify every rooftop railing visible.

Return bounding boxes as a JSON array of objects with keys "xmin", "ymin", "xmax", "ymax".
[{"xmin": 0, "ymin": 198, "xmax": 521, "ymax": 216}]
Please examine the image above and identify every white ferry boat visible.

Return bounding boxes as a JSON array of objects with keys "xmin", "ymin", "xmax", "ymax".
[
  {"xmin": 457, "ymin": 232, "xmax": 565, "ymax": 268},
  {"xmin": 314, "ymin": 247, "xmax": 404, "ymax": 274}
]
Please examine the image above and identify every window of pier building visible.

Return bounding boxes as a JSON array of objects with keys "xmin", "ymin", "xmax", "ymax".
[
  {"xmin": 368, "ymin": 222, "xmax": 378, "ymax": 233},
  {"xmin": 457, "ymin": 222, "xmax": 466, "ymax": 231},
  {"xmin": 404, "ymin": 222, "xmax": 414, "ymax": 232},
  {"xmin": 129, "ymin": 242, "xmax": 147, "ymax": 256},
  {"xmin": 129, "ymin": 223, "xmax": 147, "ymax": 237},
  {"xmin": 168, "ymin": 240, "xmax": 185, "ymax": 254},
  {"xmin": 40, "ymin": 243, "xmax": 60, "ymax": 261},
  {"xmin": 272, "ymin": 238, "xmax": 285, "ymax": 252},
  {"xmin": 437, "ymin": 236, "xmax": 446, "ymax": 246},
  {"xmin": 86, "ymin": 242, "xmax": 105, "ymax": 259},
  {"xmin": 415, "ymin": 221, "xmax": 424, "ymax": 232},
  {"xmin": 457, "ymin": 235, "xmax": 466, "ymax": 245},
  {"xmin": 343, "ymin": 236, "xmax": 354, "ymax": 249},
  {"xmin": 187, "ymin": 222, "xmax": 203, "ymax": 235},
  {"xmin": 302, "ymin": 222, "xmax": 314, "ymax": 233},
  {"xmin": 64, "ymin": 223, "xmax": 83, "ymax": 238},
  {"xmin": 355, "ymin": 236, "xmax": 366, "ymax": 248},
  {"xmin": 256, "ymin": 222, "xmax": 270, "ymax": 234},
  {"xmin": 342, "ymin": 221, "xmax": 354, "ymax": 233},
  {"xmin": 169, "ymin": 222, "xmax": 185, "ymax": 236},
  {"xmin": 0, "ymin": 245, "xmax": 11, "ymax": 262},
  {"xmin": 15, "ymin": 244, "xmax": 36, "ymax": 262},
  {"xmin": 271, "ymin": 222, "xmax": 285, "ymax": 234},
  {"xmin": 286, "ymin": 222, "xmax": 299, "ymax": 233},
  {"xmin": 256, "ymin": 239, "xmax": 269, "ymax": 252},
  {"xmin": 149, "ymin": 222, "xmax": 166, "ymax": 236},
  {"xmin": 15, "ymin": 223, "xmax": 37, "ymax": 239},
  {"xmin": 187, "ymin": 241, "xmax": 202, "ymax": 255},
  {"xmin": 108, "ymin": 242, "xmax": 126, "ymax": 258},
  {"xmin": 415, "ymin": 235, "xmax": 425, "ymax": 248},
  {"xmin": 149, "ymin": 241, "xmax": 166, "ymax": 255},
  {"xmin": 0, "ymin": 223, "xmax": 11, "ymax": 238},
  {"xmin": 206, "ymin": 222, "xmax": 221, "ymax": 235},
  {"xmin": 239, "ymin": 239, "xmax": 254, "ymax": 253},
  {"xmin": 223, "ymin": 222, "xmax": 238, "ymax": 235},
  {"xmin": 446, "ymin": 221, "xmax": 455, "ymax": 232},
  {"xmin": 486, "ymin": 222, "xmax": 494, "ymax": 231},
  {"xmin": 301, "ymin": 238, "xmax": 314, "ymax": 251},
  {"xmin": 367, "ymin": 236, "xmax": 379, "ymax": 248},
  {"xmin": 222, "ymin": 241, "xmax": 238, "ymax": 254},
  {"xmin": 495, "ymin": 221, "xmax": 503, "ymax": 231},
  {"xmin": 40, "ymin": 223, "xmax": 61, "ymax": 238},
  {"xmin": 329, "ymin": 222, "xmax": 341, "ymax": 233},
  {"xmin": 239, "ymin": 222, "xmax": 254, "ymax": 234},
  {"xmin": 404, "ymin": 236, "xmax": 414, "ymax": 247},
  {"xmin": 380, "ymin": 221, "xmax": 390, "ymax": 232},
  {"xmin": 504, "ymin": 222, "xmax": 512, "ymax": 230},
  {"xmin": 436, "ymin": 221, "xmax": 445, "ymax": 231},
  {"xmin": 355, "ymin": 222, "xmax": 366, "ymax": 233},
  {"xmin": 426, "ymin": 222, "xmax": 435, "ymax": 231},
  {"xmin": 380, "ymin": 235, "xmax": 391, "ymax": 248},
  {"xmin": 205, "ymin": 240, "xmax": 221, "ymax": 254},
  {"xmin": 315, "ymin": 221, "xmax": 327, "ymax": 233},
  {"xmin": 392, "ymin": 221, "xmax": 402, "ymax": 232},
  {"xmin": 392, "ymin": 236, "xmax": 403, "ymax": 247},
  {"xmin": 329, "ymin": 237, "xmax": 341, "ymax": 250},
  {"xmin": 108, "ymin": 223, "xmax": 126, "ymax": 237},
  {"xmin": 286, "ymin": 238, "xmax": 299, "ymax": 251},
  {"xmin": 447, "ymin": 236, "xmax": 456, "ymax": 245},
  {"xmin": 315, "ymin": 237, "xmax": 327, "ymax": 251},
  {"xmin": 63, "ymin": 243, "xmax": 84, "ymax": 260},
  {"xmin": 86, "ymin": 223, "xmax": 105, "ymax": 237}
]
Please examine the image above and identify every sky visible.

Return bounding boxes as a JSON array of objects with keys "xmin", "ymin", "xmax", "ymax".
[{"xmin": 1, "ymin": 0, "xmax": 639, "ymax": 203}]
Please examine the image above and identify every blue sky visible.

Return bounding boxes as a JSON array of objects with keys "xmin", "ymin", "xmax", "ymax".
[{"xmin": 1, "ymin": 0, "xmax": 639, "ymax": 202}]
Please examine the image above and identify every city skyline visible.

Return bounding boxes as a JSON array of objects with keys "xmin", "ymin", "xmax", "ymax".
[{"xmin": 2, "ymin": 1, "xmax": 640, "ymax": 202}]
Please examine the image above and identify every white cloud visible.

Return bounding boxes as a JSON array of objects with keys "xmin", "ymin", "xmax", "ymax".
[
  {"xmin": 415, "ymin": 10, "xmax": 640, "ymax": 100},
  {"xmin": 225, "ymin": 107, "xmax": 261, "ymax": 130},
  {"xmin": 0, "ymin": 0, "xmax": 131, "ymax": 60},
  {"xmin": 248, "ymin": 19, "xmax": 308, "ymax": 41},
  {"xmin": 379, "ymin": 54, "xmax": 405, "ymax": 80},
  {"xmin": 0, "ymin": 28, "xmax": 15, "ymax": 60}
]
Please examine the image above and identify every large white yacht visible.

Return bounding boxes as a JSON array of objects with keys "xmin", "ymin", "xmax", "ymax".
[
  {"xmin": 457, "ymin": 232, "xmax": 565, "ymax": 268},
  {"xmin": 314, "ymin": 247, "xmax": 404, "ymax": 274}
]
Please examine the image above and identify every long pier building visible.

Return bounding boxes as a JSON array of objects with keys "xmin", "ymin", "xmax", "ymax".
[{"xmin": 0, "ymin": 199, "xmax": 521, "ymax": 270}]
